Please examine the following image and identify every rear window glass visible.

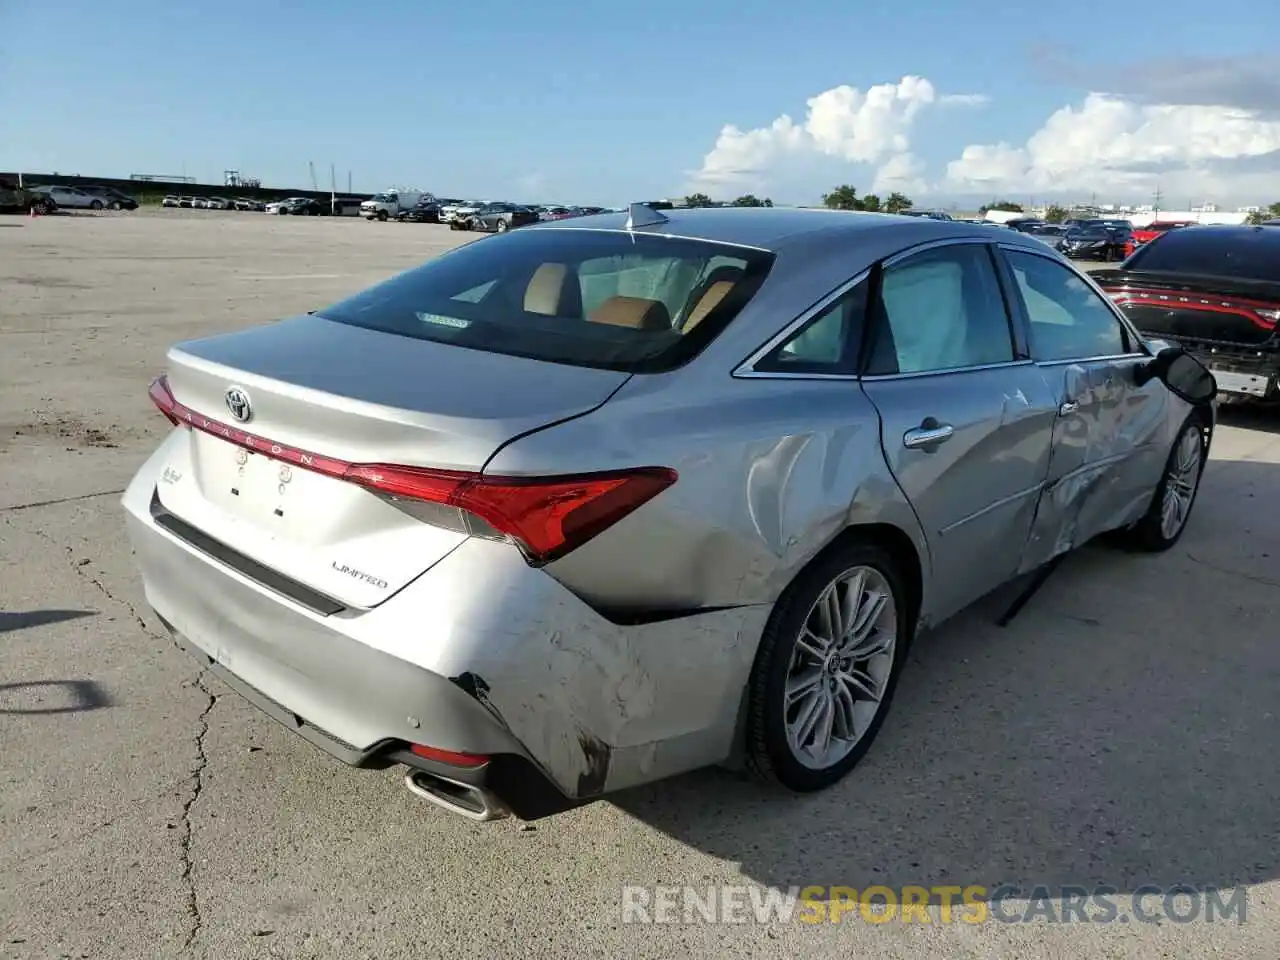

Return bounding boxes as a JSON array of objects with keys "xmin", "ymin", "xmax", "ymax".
[
  {"xmin": 317, "ymin": 228, "xmax": 775, "ymax": 372},
  {"xmin": 1125, "ymin": 228, "xmax": 1280, "ymax": 280}
]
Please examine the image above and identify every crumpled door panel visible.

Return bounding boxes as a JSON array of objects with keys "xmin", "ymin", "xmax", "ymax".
[{"xmin": 1020, "ymin": 358, "xmax": 1168, "ymax": 571}]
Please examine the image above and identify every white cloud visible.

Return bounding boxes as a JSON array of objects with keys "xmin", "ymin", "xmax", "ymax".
[
  {"xmin": 687, "ymin": 75, "xmax": 984, "ymax": 196},
  {"xmin": 871, "ymin": 152, "xmax": 927, "ymax": 195},
  {"xmin": 945, "ymin": 93, "xmax": 1280, "ymax": 201},
  {"xmin": 689, "ymin": 74, "xmax": 1280, "ymax": 205},
  {"xmin": 938, "ymin": 93, "xmax": 991, "ymax": 107}
]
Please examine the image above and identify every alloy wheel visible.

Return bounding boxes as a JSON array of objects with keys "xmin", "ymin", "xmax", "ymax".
[
  {"xmin": 1160, "ymin": 426, "xmax": 1202, "ymax": 540},
  {"xmin": 784, "ymin": 565, "xmax": 897, "ymax": 770}
]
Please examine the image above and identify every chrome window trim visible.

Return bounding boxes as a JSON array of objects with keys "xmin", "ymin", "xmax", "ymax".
[
  {"xmin": 861, "ymin": 359, "xmax": 1037, "ymax": 381},
  {"xmin": 997, "ymin": 242, "xmax": 1153, "ymax": 360},
  {"xmin": 1034, "ymin": 353, "xmax": 1148, "ymax": 368},
  {"xmin": 880, "ymin": 234, "xmax": 993, "ymax": 269}
]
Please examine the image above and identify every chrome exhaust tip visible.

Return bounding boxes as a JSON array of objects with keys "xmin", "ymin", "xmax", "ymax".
[{"xmin": 404, "ymin": 770, "xmax": 509, "ymax": 822}]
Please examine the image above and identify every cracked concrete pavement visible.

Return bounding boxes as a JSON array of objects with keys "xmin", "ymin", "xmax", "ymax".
[{"xmin": 2, "ymin": 212, "xmax": 1279, "ymax": 959}]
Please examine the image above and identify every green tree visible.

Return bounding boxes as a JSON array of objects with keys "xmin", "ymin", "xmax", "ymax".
[
  {"xmin": 860, "ymin": 193, "xmax": 882, "ymax": 212},
  {"xmin": 884, "ymin": 192, "xmax": 913, "ymax": 214},
  {"xmin": 1044, "ymin": 204, "xmax": 1068, "ymax": 223},
  {"xmin": 684, "ymin": 193, "xmax": 713, "ymax": 208},
  {"xmin": 1245, "ymin": 202, "xmax": 1280, "ymax": 225},
  {"xmin": 732, "ymin": 194, "xmax": 767, "ymax": 207},
  {"xmin": 822, "ymin": 184, "xmax": 861, "ymax": 210},
  {"xmin": 763, "ymin": 197, "xmax": 774, "ymax": 207},
  {"xmin": 979, "ymin": 200, "xmax": 1024, "ymax": 214}
]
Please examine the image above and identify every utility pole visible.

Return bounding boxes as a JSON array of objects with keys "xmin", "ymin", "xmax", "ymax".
[
  {"xmin": 1152, "ymin": 184, "xmax": 1163, "ymax": 217},
  {"xmin": 348, "ymin": 171, "xmax": 352, "ymax": 194}
]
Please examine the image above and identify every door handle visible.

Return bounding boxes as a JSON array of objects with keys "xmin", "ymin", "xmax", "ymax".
[
  {"xmin": 903, "ymin": 420, "xmax": 954, "ymax": 450},
  {"xmin": 1059, "ymin": 401, "xmax": 1079, "ymax": 416}
]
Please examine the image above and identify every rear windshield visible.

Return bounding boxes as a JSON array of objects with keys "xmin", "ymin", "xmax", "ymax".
[
  {"xmin": 317, "ymin": 228, "xmax": 775, "ymax": 372},
  {"xmin": 1125, "ymin": 228, "xmax": 1280, "ymax": 280}
]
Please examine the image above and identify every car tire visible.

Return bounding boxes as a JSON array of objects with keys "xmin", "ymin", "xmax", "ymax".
[
  {"xmin": 1115, "ymin": 414, "xmax": 1207, "ymax": 553},
  {"xmin": 109, "ymin": 201, "xmax": 122, "ymax": 210},
  {"xmin": 745, "ymin": 540, "xmax": 911, "ymax": 792},
  {"xmin": 90, "ymin": 199, "xmax": 104, "ymax": 210},
  {"xmin": 497, "ymin": 218, "xmax": 509, "ymax": 233}
]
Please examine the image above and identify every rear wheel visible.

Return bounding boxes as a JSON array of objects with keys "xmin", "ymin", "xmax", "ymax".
[
  {"xmin": 1116, "ymin": 415, "xmax": 1206, "ymax": 552},
  {"xmin": 746, "ymin": 542, "xmax": 910, "ymax": 792},
  {"xmin": 90, "ymin": 199, "xmax": 104, "ymax": 210}
]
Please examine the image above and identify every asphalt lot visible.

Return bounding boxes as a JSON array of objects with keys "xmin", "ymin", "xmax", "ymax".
[{"xmin": 2, "ymin": 211, "xmax": 1279, "ymax": 959}]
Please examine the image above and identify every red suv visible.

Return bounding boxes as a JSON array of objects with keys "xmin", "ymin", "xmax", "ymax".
[{"xmin": 1125, "ymin": 220, "xmax": 1194, "ymax": 258}]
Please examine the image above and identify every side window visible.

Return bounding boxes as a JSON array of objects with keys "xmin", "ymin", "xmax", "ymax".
[
  {"xmin": 755, "ymin": 283, "xmax": 866, "ymax": 374},
  {"xmin": 865, "ymin": 244, "xmax": 1015, "ymax": 375},
  {"xmin": 1004, "ymin": 250, "xmax": 1129, "ymax": 361}
]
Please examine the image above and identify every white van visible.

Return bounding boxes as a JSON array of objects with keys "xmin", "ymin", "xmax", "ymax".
[{"xmin": 361, "ymin": 189, "xmax": 432, "ymax": 221}]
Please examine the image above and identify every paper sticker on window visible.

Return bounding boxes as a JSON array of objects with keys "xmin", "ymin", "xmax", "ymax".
[{"xmin": 416, "ymin": 312, "xmax": 471, "ymax": 329}]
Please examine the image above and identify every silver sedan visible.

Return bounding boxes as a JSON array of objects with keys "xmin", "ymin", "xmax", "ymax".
[{"xmin": 123, "ymin": 206, "xmax": 1217, "ymax": 822}]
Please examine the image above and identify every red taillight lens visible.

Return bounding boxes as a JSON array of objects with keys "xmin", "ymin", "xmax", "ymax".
[
  {"xmin": 1104, "ymin": 290, "xmax": 1280, "ymax": 331},
  {"xmin": 345, "ymin": 463, "xmax": 677, "ymax": 565},
  {"xmin": 409, "ymin": 743, "xmax": 489, "ymax": 767},
  {"xmin": 145, "ymin": 374, "xmax": 676, "ymax": 565},
  {"xmin": 149, "ymin": 376, "xmax": 181, "ymax": 425}
]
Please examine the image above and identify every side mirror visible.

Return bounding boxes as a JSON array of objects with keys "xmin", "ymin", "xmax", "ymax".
[{"xmin": 1136, "ymin": 345, "xmax": 1217, "ymax": 405}]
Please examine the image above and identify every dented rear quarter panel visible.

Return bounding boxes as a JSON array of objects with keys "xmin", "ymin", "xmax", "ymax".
[{"xmin": 486, "ymin": 370, "xmax": 933, "ymax": 619}]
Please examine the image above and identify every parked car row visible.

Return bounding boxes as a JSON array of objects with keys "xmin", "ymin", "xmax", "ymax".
[
  {"xmin": 163, "ymin": 195, "xmax": 266, "ymax": 211},
  {"xmin": 19, "ymin": 184, "xmax": 140, "ymax": 211},
  {"xmin": 160, "ymin": 194, "xmax": 367, "ymax": 215},
  {"xmin": 373, "ymin": 192, "xmax": 613, "ymax": 225}
]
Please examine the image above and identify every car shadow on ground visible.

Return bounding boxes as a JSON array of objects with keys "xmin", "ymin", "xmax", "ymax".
[
  {"xmin": 0, "ymin": 609, "xmax": 95, "ymax": 633},
  {"xmin": 1217, "ymin": 404, "xmax": 1280, "ymax": 436},
  {"xmin": 612, "ymin": 456, "xmax": 1279, "ymax": 901},
  {"xmin": 0, "ymin": 679, "xmax": 113, "ymax": 715}
]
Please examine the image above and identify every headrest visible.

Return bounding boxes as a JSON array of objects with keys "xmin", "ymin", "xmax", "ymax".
[
  {"xmin": 524, "ymin": 263, "xmax": 568, "ymax": 315},
  {"xmin": 682, "ymin": 266, "xmax": 746, "ymax": 331},
  {"xmin": 588, "ymin": 296, "xmax": 671, "ymax": 331}
]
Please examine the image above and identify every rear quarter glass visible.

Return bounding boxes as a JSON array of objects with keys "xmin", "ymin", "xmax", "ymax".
[{"xmin": 315, "ymin": 229, "xmax": 775, "ymax": 373}]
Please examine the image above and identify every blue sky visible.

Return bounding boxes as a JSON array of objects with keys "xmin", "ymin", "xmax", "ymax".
[{"xmin": 2, "ymin": 0, "xmax": 1277, "ymax": 206}]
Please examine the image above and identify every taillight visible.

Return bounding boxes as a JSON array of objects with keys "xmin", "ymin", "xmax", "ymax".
[
  {"xmin": 146, "ymin": 375, "xmax": 676, "ymax": 565},
  {"xmin": 1105, "ymin": 291, "xmax": 1280, "ymax": 331},
  {"xmin": 345, "ymin": 463, "xmax": 676, "ymax": 565},
  {"xmin": 149, "ymin": 376, "xmax": 181, "ymax": 425}
]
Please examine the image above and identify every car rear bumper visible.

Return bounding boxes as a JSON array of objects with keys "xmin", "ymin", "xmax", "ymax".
[
  {"xmin": 1146, "ymin": 338, "xmax": 1280, "ymax": 399},
  {"xmin": 122, "ymin": 439, "xmax": 767, "ymax": 813}
]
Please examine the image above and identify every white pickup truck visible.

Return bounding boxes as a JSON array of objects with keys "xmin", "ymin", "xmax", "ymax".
[{"xmin": 361, "ymin": 189, "xmax": 432, "ymax": 221}]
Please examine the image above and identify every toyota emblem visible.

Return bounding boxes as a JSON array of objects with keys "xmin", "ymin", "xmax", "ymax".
[{"xmin": 225, "ymin": 386, "xmax": 252, "ymax": 423}]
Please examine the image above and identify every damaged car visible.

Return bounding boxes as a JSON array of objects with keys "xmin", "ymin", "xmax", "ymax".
[{"xmin": 123, "ymin": 206, "xmax": 1217, "ymax": 822}]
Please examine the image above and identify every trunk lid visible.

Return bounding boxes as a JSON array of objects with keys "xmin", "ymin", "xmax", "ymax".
[
  {"xmin": 154, "ymin": 314, "xmax": 629, "ymax": 609},
  {"xmin": 1094, "ymin": 270, "xmax": 1280, "ymax": 348}
]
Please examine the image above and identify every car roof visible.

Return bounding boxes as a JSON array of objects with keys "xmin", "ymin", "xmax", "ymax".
[
  {"xmin": 522, "ymin": 206, "xmax": 1003, "ymax": 253},
  {"xmin": 1147, "ymin": 223, "xmax": 1280, "ymax": 245}
]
